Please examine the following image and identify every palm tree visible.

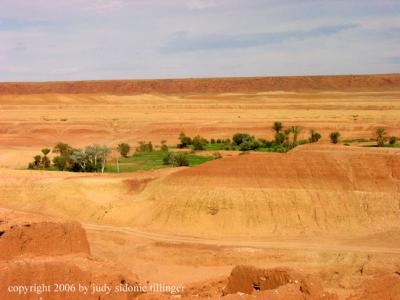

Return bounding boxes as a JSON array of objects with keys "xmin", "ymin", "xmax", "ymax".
[
  {"xmin": 376, "ymin": 128, "xmax": 386, "ymax": 147},
  {"xmin": 291, "ymin": 126, "xmax": 301, "ymax": 143},
  {"xmin": 41, "ymin": 148, "xmax": 51, "ymax": 168},
  {"xmin": 284, "ymin": 128, "xmax": 291, "ymax": 144},
  {"xmin": 273, "ymin": 121, "xmax": 283, "ymax": 134}
]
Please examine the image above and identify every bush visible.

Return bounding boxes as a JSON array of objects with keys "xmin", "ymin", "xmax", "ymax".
[
  {"xmin": 258, "ymin": 138, "xmax": 272, "ymax": 148},
  {"xmin": 117, "ymin": 143, "xmax": 130, "ymax": 157},
  {"xmin": 309, "ymin": 130, "xmax": 322, "ymax": 143},
  {"xmin": 274, "ymin": 132, "xmax": 285, "ymax": 144},
  {"xmin": 329, "ymin": 132, "xmax": 340, "ymax": 144},
  {"xmin": 298, "ymin": 139, "xmax": 308, "ymax": 145},
  {"xmin": 213, "ymin": 152, "xmax": 222, "ymax": 159},
  {"xmin": 239, "ymin": 139, "xmax": 260, "ymax": 151},
  {"xmin": 232, "ymin": 133, "xmax": 252, "ymax": 146},
  {"xmin": 53, "ymin": 156, "xmax": 66, "ymax": 170},
  {"xmin": 389, "ymin": 136, "xmax": 397, "ymax": 145},
  {"xmin": 192, "ymin": 135, "xmax": 209, "ymax": 150},
  {"xmin": 163, "ymin": 152, "xmax": 189, "ymax": 167},
  {"xmin": 210, "ymin": 138, "xmax": 216, "ymax": 144}
]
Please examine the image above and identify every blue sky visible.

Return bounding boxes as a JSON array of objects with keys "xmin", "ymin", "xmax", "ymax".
[{"xmin": 0, "ymin": 0, "xmax": 399, "ymax": 81}]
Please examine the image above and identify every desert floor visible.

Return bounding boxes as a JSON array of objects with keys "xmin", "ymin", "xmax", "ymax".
[{"xmin": 0, "ymin": 89, "xmax": 400, "ymax": 298}]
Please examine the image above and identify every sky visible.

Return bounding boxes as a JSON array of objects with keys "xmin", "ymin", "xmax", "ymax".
[{"xmin": 0, "ymin": 0, "xmax": 399, "ymax": 81}]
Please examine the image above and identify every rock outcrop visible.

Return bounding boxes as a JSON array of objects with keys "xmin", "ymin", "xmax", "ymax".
[{"xmin": 0, "ymin": 208, "xmax": 140, "ymax": 300}]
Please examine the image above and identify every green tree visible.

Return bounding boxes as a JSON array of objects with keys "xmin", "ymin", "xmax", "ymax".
[
  {"xmin": 376, "ymin": 128, "xmax": 387, "ymax": 147},
  {"xmin": 389, "ymin": 136, "xmax": 397, "ymax": 145},
  {"xmin": 232, "ymin": 133, "xmax": 252, "ymax": 146},
  {"xmin": 117, "ymin": 143, "xmax": 130, "ymax": 157},
  {"xmin": 284, "ymin": 128, "xmax": 291, "ymax": 144},
  {"xmin": 160, "ymin": 140, "xmax": 168, "ymax": 151},
  {"xmin": 163, "ymin": 152, "xmax": 189, "ymax": 167},
  {"xmin": 330, "ymin": 132, "xmax": 341, "ymax": 144},
  {"xmin": 33, "ymin": 155, "xmax": 42, "ymax": 168},
  {"xmin": 274, "ymin": 132, "xmax": 285, "ymax": 145},
  {"xmin": 192, "ymin": 135, "xmax": 209, "ymax": 150},
  {"xmin": 53, "ymin": 143, "xmax": 73, "ymax": 170},
  {"xmin": 178, "ymin": 132, "xmax": 192, "ymax": 148},
  {"xmin": 41, "ymin": 148, "xmax": 51, "ymax": 168},
  {"xmin": 136, "ymin": 141, "xmax": 153, "ymax": 153},
  {"xmin": 273, "ymin": 121, "xmax": 283, "ymax": 134},
  {"xmin": 291, "ymin": 126, "xmax": 301, "ymax": 143}
]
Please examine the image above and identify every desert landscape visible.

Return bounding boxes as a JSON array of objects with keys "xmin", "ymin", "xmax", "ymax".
[{"xmin": 0, "ymin": 74, "xmax": 399, "ymax": 299}]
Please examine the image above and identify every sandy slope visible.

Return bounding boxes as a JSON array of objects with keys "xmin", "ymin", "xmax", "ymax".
[{"xmin": 1, "ymin": 145, "xmax": 399, "ymax": 239}]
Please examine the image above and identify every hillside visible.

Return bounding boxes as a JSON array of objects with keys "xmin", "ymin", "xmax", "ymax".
[
  {"xmin": 1, "ymin": 73, "xmax": 400, "ymax": 95},
  {"xmin": 1, "ymin": 146, "xmax": 399, "ymax": 239}
]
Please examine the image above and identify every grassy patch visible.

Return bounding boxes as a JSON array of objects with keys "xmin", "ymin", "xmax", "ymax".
[
  {"xmin": 342, "ymin": 138, "xmax": 375, "ymax": 143},
  {"xmin": 362, "ymin": 143, "xmax": 400, "ymax": 148},
  {"xmin": 105, "ymin": 151, "xmax": 214, "ymax": 173}
]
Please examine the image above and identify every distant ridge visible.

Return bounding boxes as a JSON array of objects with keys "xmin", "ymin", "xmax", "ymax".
[{"xmin": 0, "ymin": 74, "xmax": 399, "ymax": 95}]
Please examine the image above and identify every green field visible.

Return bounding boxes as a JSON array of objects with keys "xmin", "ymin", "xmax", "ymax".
[{"xmin": 105, "ymin": 151, "xmax": 214, "ymax": 173}]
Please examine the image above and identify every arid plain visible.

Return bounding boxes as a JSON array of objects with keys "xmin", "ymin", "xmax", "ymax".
[{"xmin": 0, "ymin": 74, "xmax": 400, "ymax": 299}]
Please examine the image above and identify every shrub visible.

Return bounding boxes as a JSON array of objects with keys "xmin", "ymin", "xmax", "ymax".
[
  {"xmin": 163, "ymin": 152, "xmax": 189, "ymax": 167},
  {"xmin": 216, "ymin": 138, "xmax": 222, "ymax": 143},
  {"xmin": 192, "ymin": 135, "xmax": 209, "ymax": 150},
  {"xmin": 329, "ymin": 132, "xmax": 340, "ymax": 144},
  {"xmin": 389, "ymin": 136, "xmax": 397, "ymax": 145},
  {"xmin": 232, "ymin": 133, "xmax": 252, "ymax": 146},
  {"xmin": 210, "ymin": 138, "xmax": 216, "ymax": 144},
  {"xmin": 258, "ymin": 138, "xmax": 272, "ymax": 148},
  {"xmin": 213, "ymin": 152, "xmax": 222, "ymax": 159},
  {"xmin": 274, "ymin": 132, "xmax": 285, "ymax": 145},
  {"xmin": 239, "ymin": 139, "xmax": 260, "ymax": 151},
  {"xmin": 309, "ymin": 129, "xmax": 321, "ymax": 143},
  {"xmin": 117, "ymin": 143, "xmax": 130, "ymax": 157},
  {"xmin": 375, "ymin": 128, "xmax": 387, "ymax": 147},
  {"xmin": 53, "ymin": 156, "xmax": 66, "ymax": 170},
  {"xmin": 298, "ymin": 139, "xmax": 308, "ymax": 145}
]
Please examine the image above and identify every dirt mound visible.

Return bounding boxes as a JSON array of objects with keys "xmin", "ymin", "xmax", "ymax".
[
  {"xmin": 223, "ymin": 265, "xmax": 322, "ymax": 296},
  {"xmin": 0, "ymin": 208, "xmax": 140, "ymax": 300},
  {"xmin": 131, "ymin": 146, "xmax": 400, "ymax": 237},
  {"xmin": 0, "ymin": 208, "xmax": 90, "ymax": 259},
  {"xmin": 1, "ymin": 74, "xmax": 399, "ymax": 95}
]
